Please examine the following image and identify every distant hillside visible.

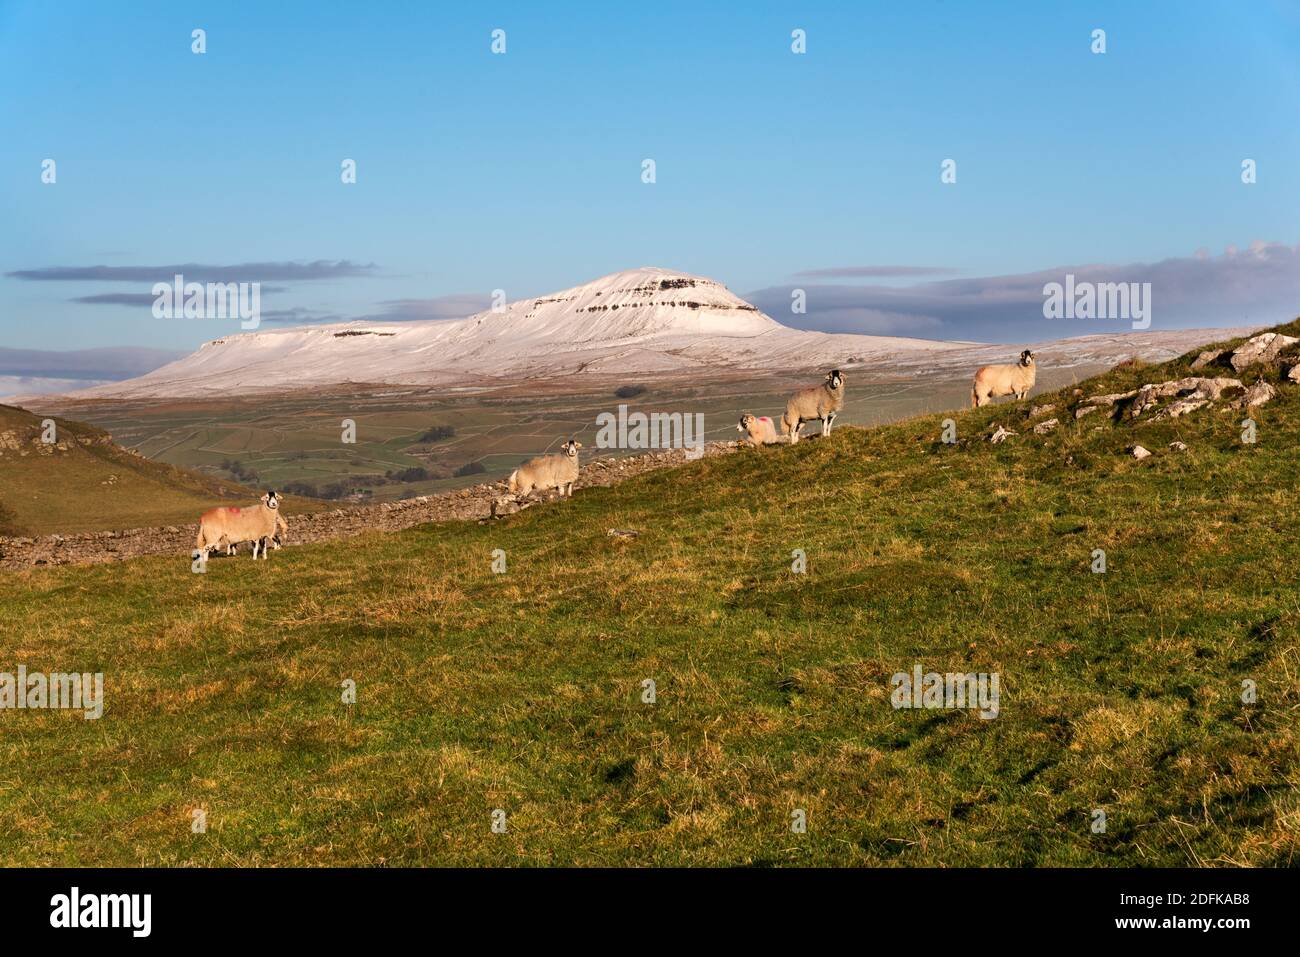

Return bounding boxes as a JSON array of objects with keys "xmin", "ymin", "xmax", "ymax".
[
  {"xmin": 73, "ymin": 267, "xmax": 967, "ymax": 397},
  {"xmin": 0, "ymin": 404, "xmax": 260, "ymax": 535},
  {"xmin": 2, "ymin": 322, "xmax": 1297, "ymax": 865},
  {"xmin": 56, "ymin": 264, "xmax": 1255, "ymax": 401}
]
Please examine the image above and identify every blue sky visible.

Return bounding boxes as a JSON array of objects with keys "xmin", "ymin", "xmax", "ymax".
[{"xmin": 2, "ymin": 0, "xmax": 1298, "ymax": 355}]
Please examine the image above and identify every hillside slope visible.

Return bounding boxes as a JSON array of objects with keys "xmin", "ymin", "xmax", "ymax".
[
  {"xmin": 0, "ymin": 404, "xmax": 261, "ymax": 535},
  {"xmin": 1, "ymin": 323, "xmax": 1298, "ymax": 866}
]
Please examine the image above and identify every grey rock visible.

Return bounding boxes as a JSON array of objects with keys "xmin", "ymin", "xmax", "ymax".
[
  {"xmin": 1190, "ymin": 349, "xmax": 1226, "ymax": 370},
  {"xmin": 1229, "ymin": 332, "xmax": 1299, "ymax": 372},
  {"xmin": 1237, "ymin": 380, "xmax": 1277, "ymax": 409}
]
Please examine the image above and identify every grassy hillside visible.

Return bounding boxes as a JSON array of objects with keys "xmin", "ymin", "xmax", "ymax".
[
  {"xmin": 1, "ymin": 325, "xmax": 1298, "ymax": 866},
  {"xmin": 52, "ymin": 365, "xmax": 1099, "ymax": 503},
  {"xmin": 0, "ymin": 404, "xmax": 298, "ymax": 535}
]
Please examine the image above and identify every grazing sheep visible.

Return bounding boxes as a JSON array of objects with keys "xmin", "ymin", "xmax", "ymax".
[
  {"xmin": 781, "ymin": 370, "xmax": 845, "ymax": 444},
  {"xmin": 972, "ymin": 350, "xmax": 1036, "ymax": 408},
  {"xmin": 736, "ymin": 413, "xmax": 781, "ymax": 446},
  {"xmin": 195, "ymin": 491, "xmax": 282, "ymax": 560},
  {"xmin": 508, "ymin": 439, "xmax": 582, "ymax": 499}
]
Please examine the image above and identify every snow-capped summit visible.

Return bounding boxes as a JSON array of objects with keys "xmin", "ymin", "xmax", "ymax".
[
  {"xmin": 454, "ymin": 267, "xmax": 782, "ymax": 344},
  {"xmin": 78, "ymin": 267, "xmax": 960, "ymax": 397}
]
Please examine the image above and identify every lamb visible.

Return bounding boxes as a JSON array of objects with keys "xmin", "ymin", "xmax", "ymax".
[
  {"xmin": 194, "ymin": 491, "xmax": 282, "ymax": 560},
  {"xmin": 507, "ymin": 439, "xmax": 582, "ymax": 499},
  {"xmin": 972, "ymin": 350, "xmax": 1036, "ymax": 407},
  {"xmin": 736, "ymin": 413, "xmax": 781, "ymax": 446},
  {"xmin": 781, "ymin": 370, "xmax": 845, "ymax": 444}
]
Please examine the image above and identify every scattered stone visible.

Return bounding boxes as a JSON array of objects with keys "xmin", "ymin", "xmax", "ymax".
[
  {"xmin": 607, "ymin": 528, "xmax": 640, "ymax": 539},
  {"xmin": 1190, "ymin": 349, "xmax": 1226, "ymax": 370},
  {"xmin": 1288, "ymin": 365, "xmax": 1300, "ymax": 384},
  {"xmin": 1082, "ymin": 390, "xmax": 1138, "ymax": 408},
  {"xmin": 1032, "ymin": 418, "xmax": 1059, "ymax": 435},
  {"xmin": 1169, "ymin": 441, "xmax": 1188, "ymax": 451},
  {"xmin": 1075, "ymin": 405, "xmax": 1103, "ymax": 420},
  {"xmin": 1237, "ymin": 380, "xmax": 1277, "ymax": 409},
  {"xmin": 490, "ymin": 497, "xmax": 522, "ymax": 518},
  {"xmin": 1132, "ymin": 377, "xmax": 1242, "ymax": 417},
  {"xmin": 1128, "ymin": 445, "xmax": 1152, "ymax": 460},
  {"xmin": 1029, "ymin": 403, "xmax": 1056, "ymax": 418},
  {"xmin": 1152, "ymin": 396, "xmax": 1208, "ymax": 420},
  {"xmin": 1229, "ymin": 332, "xmax": 1299, "ymax": 372},
  {"xmin": 988, "ymin": 425, "xmax": 1017, "ymax": 444}
]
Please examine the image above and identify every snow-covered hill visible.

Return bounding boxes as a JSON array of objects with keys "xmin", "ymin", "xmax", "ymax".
[
  {"xmin": 75, "ymin": 267, "xmax": 965, "ymax": 398},
  {"xmin": 64, "ymin": 266, "xmax": 1257, "ymax": 400}
]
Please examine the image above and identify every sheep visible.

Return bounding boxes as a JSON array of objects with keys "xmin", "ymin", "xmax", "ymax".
[
  {"xmin": 736, "ymin": 413, "xmax": 781, "ymax": 446},
  {"xmin": 194, "ymin": 491, "xmax": 282, "ymax": 560},
  {"xmin": 781, "ymin": 370, "xmax": 845, "ymax": 444},
  {"xmin": 972, "ymin": 350, "xmax": 1036, "ymax": 407},
  {"xmin": 221, "ymin": 513, "xmax": 288, "ymax": 556},
  {"xmin": 507, "ymin": 439, "xmax": 582, "ymax": 499}
]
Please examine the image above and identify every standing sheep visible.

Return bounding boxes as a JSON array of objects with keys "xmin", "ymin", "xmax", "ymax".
[
  {"xmin": 736, "ymin": 413, "xmax": 781, "ymax": 446},
  {"xmin": 508, "ymin": 439, "xmax": 582, "ymax": 499},
  {"xmin": 972, "ymin": 350, "xmax": 1036, "ymax": 407},
  {"xmin": 221, "ymin": 513, "xmax": 289, "ymax": 556},
  {"xmin": 781, "ymin": 370, "xmax": 845, "ymax": 444},
  {"xmin": 194, "ymin": 491, "xmax": 282, "ymax": 560}
]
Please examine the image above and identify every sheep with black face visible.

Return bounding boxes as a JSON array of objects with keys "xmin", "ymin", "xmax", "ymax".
[
  {"xmin": 194, "ymin": 491, "xmax": 282, "ymax": 561},
  {"xmin": 972, "ymin": 350, "xmax": 1036, "ymax": 407},
  {"xmin": 508, "ymin": 439, "xmax": 582, "ymax": 499},
  {"xmin": 781, "ymin": 370, "xmax": 845, "ymax": 444}
]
